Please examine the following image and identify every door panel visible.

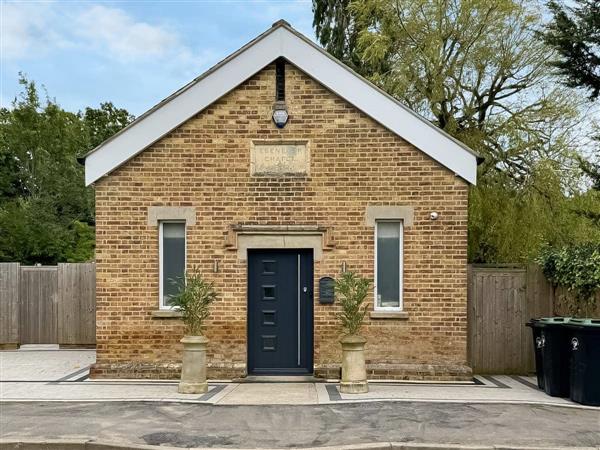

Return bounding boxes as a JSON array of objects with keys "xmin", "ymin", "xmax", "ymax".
[{"xmin": 247, "ymin": 250, "xmax": 313, "ymax": 374}]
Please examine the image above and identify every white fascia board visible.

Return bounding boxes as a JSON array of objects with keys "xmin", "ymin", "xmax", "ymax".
[
  {"xmin": 85, "ymin": 25, "xmax": 477, "ymax": 185},
  {"xmin": 85, "ymin": 28, "xmax": 287, "ymax": 185},
  {"xmin": 278, "ymin": 31, "xmax": 477, "ymax": 185}
]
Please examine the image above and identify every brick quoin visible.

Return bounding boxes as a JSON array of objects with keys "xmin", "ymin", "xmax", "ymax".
[{"xmin": 91, "ymin": 62, "xmax": 471, "ymax": 381}]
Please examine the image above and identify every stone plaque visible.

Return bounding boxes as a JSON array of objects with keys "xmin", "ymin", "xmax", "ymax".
[{"xmin": 251, "ymin": 142, "xmax": 309, "ymax": 176}]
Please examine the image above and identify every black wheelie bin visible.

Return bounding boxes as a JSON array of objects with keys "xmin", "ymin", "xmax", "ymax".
[
  {"xmin": 525, "ymin": 318, "xmax": 545, "ymax": 389},
  {"xmin": 539, "ymin": 317, "xmax": 572, "ymax": 397},
  {"xmin": 567, "ymin": 318, "xmax": 600, "ymax": 406}
]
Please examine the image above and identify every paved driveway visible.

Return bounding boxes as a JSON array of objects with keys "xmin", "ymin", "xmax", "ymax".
[{"xmin": 1, "ymin": 347, "xmax": 95, "ymax": 382}]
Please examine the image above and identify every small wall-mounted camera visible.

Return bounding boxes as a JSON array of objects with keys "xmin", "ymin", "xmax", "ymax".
[{"xmin": 430, "ymin": 211, "xmax": 439, "ymax": 220}]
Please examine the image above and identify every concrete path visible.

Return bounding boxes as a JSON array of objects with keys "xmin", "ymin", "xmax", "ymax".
[{"xmin": 1, "ymin": 400, "xmax": 599, "ymax": 448}]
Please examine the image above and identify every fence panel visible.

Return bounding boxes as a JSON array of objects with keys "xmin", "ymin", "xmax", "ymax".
[
  {"xmin": 19, "ymin": 266, "xmax": 59, "ymax": 344},
  {"xmin": 468, "ymin": 265, "xmax": 554, "ymax": 374},
  {"xmin": 0, "ymin": 263, "xmax": 20, "ymax": 347},
  {"xmin": 58, "ymin": 263, "xmax": 96, "ymax": 345}
]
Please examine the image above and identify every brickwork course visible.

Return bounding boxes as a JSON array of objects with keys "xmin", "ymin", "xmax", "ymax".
[{"xmin": 92, "ymin": 61, "xmax": 471, "ymax": 381}]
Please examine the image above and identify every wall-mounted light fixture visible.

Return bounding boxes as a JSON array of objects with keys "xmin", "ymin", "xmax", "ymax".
[
  {"xmin": 430, "ymin": 212, "xmax": 439, "ymax": 220},
  {"xmin": 341, "ymin": 261, "xmax": 347, "ymax": 273},
  {"xmin": 213, "ymin": 259, "xmax": 220, "ymax": 273}
]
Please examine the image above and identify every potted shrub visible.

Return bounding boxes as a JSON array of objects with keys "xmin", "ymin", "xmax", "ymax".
[
  {"xmin": 170, "ymin": 269, "xmax": 217, "ymax": 394},
  {"xmin": 335, "ymin": 271, "xmax": 371, "ymax": 394}
]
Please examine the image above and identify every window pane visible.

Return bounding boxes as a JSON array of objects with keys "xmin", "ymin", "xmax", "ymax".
[
  {"xmin": 377, "ymin": 221, "xmax": 400, "ymax": 308},
  {"xmin": 162, "ymin": 222, "xmax": 185, "ymax": 306}
]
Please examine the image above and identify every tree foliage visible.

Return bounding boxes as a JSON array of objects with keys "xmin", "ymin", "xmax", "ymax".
[
  {"xmin": 0, "ymin": 75, "xmax": 132, "ymax": 264},
  {"xmin": 538, "ymin": 243, "xmax": 600, "ymax": 315},
  {"xmin": 542, "ymin": 0, "xmax": 600, "ymax": 99},
  {"xmin": 82, "ymin": 102, "xmax": 133, "ymax": 150},
  {"xmin": 313, "ymin": 0, "xmax": 363, "ymax": 71},
  {"xmin": 315, "ymin": 0, "xmax": 582, "ymax": 181},
  {"xmin": 313, "ymin": 0, "xmax": 600, "ymax": 263},
  {"xmin": 469, "ymin": 167, "xmax": 600, "ymax": 262}
]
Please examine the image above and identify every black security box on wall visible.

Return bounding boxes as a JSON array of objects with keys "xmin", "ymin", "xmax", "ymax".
[{"xmin": 319, "ymin": 277, "xmax": 335, "ymax": 304}]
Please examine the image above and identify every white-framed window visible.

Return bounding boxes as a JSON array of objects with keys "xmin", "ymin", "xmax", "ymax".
[
  {"xmin": 374, "ymin": 220, "xmax": 403, "ymax": 311},
  {"xmin": 159, "ymin": 221, "xmax": 186, "ymax": 309}
]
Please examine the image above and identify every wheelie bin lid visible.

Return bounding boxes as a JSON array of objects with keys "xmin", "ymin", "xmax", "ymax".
[
  {"xmin": 538, "ymin": 317, "xmax": 572, "ymax": 326},
  {"xmin": 526, "ymin": 317, "xmax": 570, "ymax": 327},
  {"xmin": 566, "ymin": 318, "xmax": 600, "ymax": 328}
]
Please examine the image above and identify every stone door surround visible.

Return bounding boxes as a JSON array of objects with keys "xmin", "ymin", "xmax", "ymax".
[{"xmin": 225, "ymin": 225, "xmax": 334, "ymax": 261}]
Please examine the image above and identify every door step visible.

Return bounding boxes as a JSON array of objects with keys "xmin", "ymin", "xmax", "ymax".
[{"xmin": 236, "ymin": 375, "xmax": 324, "ymax": 383}]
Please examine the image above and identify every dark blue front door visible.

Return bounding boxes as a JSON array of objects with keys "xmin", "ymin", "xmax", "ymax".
[{"xmin": 247, "ymin": 249, "xmax": 313, "ymax": 375}]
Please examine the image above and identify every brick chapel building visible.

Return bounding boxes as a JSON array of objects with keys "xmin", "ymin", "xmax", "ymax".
[{"xmin": 84, "ymin": 21, "xmax": 479, "ymax": 381}]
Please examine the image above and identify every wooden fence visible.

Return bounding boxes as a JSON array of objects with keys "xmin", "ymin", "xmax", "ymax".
[
  {"xmin": 0, "ymin": 263, "xmax": 95, "ymax": 348},
  {"xmin": 0, "ymin": 263, "xmax": 20, "ymax": 347},
  {"xmin": 467, "ymin": 264, "xmax": 555, "ymax": 374}
]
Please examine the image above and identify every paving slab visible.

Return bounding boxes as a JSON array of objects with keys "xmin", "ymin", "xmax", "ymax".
[
  {"xmin": 313, "ymin": 377, "xmax": 578, "ymax": 407},
  {"xmin": 217, "ymin": 382, "xmax": 318, "ymax": 405},
  {"xmin": 0, "ymin": 350, "xmax": 95, "ymax": 382}
]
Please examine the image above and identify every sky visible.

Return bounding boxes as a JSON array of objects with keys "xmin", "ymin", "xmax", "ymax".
[{"xmin": 1, "ymin": 0, "xmax": 315, "ymax": 116}]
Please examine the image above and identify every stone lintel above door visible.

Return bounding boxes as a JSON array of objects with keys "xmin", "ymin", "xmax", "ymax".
[{"xmin": 225, "ymin": 225, "xmax": 333, "ymax": 261}]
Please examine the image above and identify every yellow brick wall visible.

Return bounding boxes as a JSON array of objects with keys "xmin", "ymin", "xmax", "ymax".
[{"xmin": 91, "ymin": 63, "xmax": 471, "ymax": 380}]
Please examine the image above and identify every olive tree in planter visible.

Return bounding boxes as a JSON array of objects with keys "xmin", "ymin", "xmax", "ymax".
[
  {"xmin": 170, "ymin": 269, "xmax": 217, "ymax": 394},
  {"xmin": 336, "ymin": 271, "xmax": 371, "ymax": 394}
]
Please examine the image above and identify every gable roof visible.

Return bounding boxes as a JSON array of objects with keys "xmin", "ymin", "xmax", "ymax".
[{"xmin": 84, "ymin": 20, "xmax": 478, "ymax": 185}]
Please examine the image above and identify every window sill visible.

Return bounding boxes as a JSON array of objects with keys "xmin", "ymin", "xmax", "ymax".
[
  {"xmin": 151, "ymin": 310, "xmax": 183, "ymax": 318},
  {"xmin": 370, "ymin": 311, "xmax": 409, "ymax": 320}
]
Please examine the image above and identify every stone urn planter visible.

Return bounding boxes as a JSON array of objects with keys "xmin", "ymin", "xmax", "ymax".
[
  {"xmin": 335, "ymin": 271, "xmax": 371, "ymax": 394},
  {"xmin": 340, "ymin": 334, "xmax": 368, "ymax": 393},
  {"xmin": 179, "ymin": 335, "xmax": 209, "ymax": 394},
  {"xmin": 168, "ymin": 268, "xmax": 217, "ymax": 395}
]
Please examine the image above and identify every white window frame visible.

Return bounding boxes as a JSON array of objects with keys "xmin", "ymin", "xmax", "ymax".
[
  {"xmin": 159, "ymin": 220, "xmax": 187, "ymax": 310},
  {"xmin": 374, "ymin": 220, "xmax": 404, "ymax": 311}
]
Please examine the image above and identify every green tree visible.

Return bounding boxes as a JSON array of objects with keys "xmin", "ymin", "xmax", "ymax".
[
  {"xmin": 0, "ymin": 75, "xmax": 132, "ymax": 264},
  {"xmin": 313, "ymin": 0, "xmax": 363, "ymax": 71},
  {"xmin": 573, "ymin": 155, "xmax": 600, "ymax": 225},
  {"xmin": 314, "ymin": 0, "xmax": 584, "ymax": 182},
  {"xmin": 542, "ymin": 0, "xmax": 600, "ymax": 99},
  {"xmin": 469, "ymin": 165, "xmax": 600, "ymax": 262},
  {"xmin": 82, "ymin": 102, "xmax": 133, "ymax": 150},
  {"xmin": 313, "ymin": 0, "xmax": 600, "ymax": 263}
]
